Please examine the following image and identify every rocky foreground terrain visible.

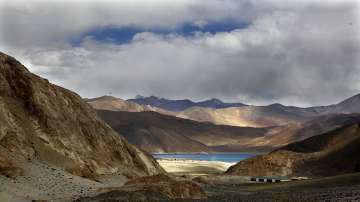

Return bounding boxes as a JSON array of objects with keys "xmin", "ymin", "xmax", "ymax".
[{"xmin": 76, "ymin": 172, "xmax": 360, "ymax": 202}]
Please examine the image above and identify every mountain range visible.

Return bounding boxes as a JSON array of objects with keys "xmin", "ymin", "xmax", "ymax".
[
  {"xmin": 127, "ymin": 94, "xmax": 360, "ymax": 128},
  {"xmin": 128, "ymin": 95, "xmax": 246, "ymax": 111},
  {"xmin": 129, "ymin": 94, "xmax": 360, "ymax": 115},
  {"xmin": 95, "ymin": 110, "xmax": 272, "ymax": 153},
  {"xmin": 87, "ymin": 95, "xmax": 360, "ymax": 153}
]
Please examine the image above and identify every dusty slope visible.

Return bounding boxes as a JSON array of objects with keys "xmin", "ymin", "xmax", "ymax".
[
  {"xmin": 177, "ymin": 105, "xmax": 307, "ymax": 128},
  {"xmin": 87, "ymin": 96, "xmax": 174, "ymax": 116},
  {"xmin": 96, "ymin": 110, "xmax": 271, "ymax": 153},
  {"xmin": 226, "ymin": 121, "xmax": 360, "ymax": 177},
  {"xmin": 0, "ymin": 52, "xmax": 164, "ymax": 200},
  {"xmin": 291, "ymin": 113, "xmax": 360, "ymax": 142},
  {"xmin": 86, "ymin": 96, "xmax": 152, "ymax": 112},
  {"xmin": 75, "ymin": 174, "xmax": 206, "ymax": 202}
]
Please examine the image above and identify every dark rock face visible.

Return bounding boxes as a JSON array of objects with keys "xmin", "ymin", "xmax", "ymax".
[
  {"xmin": 226, "ymin": 122, "xmax": 360, "ymax": 177},
  {"xmin": 0, "ymin": 52, "xmax": 163, "ymax": 179},
  {"xmin": 0, "ymin": 154, "xmax": 23, "ymax": 178}
]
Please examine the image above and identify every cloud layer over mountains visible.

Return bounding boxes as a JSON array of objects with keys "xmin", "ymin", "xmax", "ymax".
[{"xmin": 0, "ymin": 0, "xmax": 359, "ymax": 106}]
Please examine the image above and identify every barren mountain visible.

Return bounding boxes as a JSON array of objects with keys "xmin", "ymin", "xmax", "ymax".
[
  {"xmin": 291, "ymin": 113, "xmax": 360, "ymax": 142},
  {"xmin": 92, "ymin": 96, "xmax": 307, "ymax": 128},
  {"xmin": 128, "ymin": 95, "xmax": 246, "ymax": 111},
  {"xmin": 0, "ymin": 52, "xmax": 165, "ymax": 200},
  {"xmin": 86, "ymin": 96, "xmax": 152, "ymax": 112},
  {"xmin": 127, "ymin": 93, "xmax": 360, "ymax": 129},
  {"xmin": 309, "ymin": 94, "xmax": 360, "ymax": 115},
  {"xmin": 86, "ymin": 95, "xmax": 174, "ymax": 115},
  {"xmin": 96, "ymin": 109, "xmax": 360, "ymax": 153},
  {"xmin": 95, "ymin": 110, "xmax": 272, "ymax": 153},
  {"xmin": 127, "ymin": 96, "xmax": 311, "ymax": 128},
  {"xmin": 177, "ymin": 105, "xmax": 307, "ymax": 128},
  {"xmin": 88, "ymin": 96, "xmax": 360, "ymax": 154},
  {"xmin": 226, "ymin": 119, "xmax": 360, "ymax": 177}
]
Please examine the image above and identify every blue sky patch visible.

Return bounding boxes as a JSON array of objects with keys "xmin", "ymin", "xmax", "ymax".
[{"xmin": 70, "ymin": 20, "xmax": 250, "ymax": 46}]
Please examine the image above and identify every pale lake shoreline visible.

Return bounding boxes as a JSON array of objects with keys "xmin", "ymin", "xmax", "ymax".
[
  {"xmin": 152, "ymin": 152, "xmax": 268, "ymax": 155},
  {"xmin": 156, "ymin": 159, "xmax": 237, "ymax": 176},
  {"xmin": 153, "ymin": 152, "xmax": 261, "ymax": 176}
]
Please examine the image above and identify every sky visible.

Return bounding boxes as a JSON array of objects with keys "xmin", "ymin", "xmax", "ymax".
[{"xmin": 0, "ymin": 0, "xmax": 359, "ymax": 107}]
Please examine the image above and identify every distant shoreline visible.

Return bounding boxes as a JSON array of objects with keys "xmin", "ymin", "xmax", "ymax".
[
  {"xmin": 156, "ymin": 159, "xmax": 235, "ymax": 176},
  {"xmin": 152, "ymin": 152, "xmax": 268, "ymax": 155}
]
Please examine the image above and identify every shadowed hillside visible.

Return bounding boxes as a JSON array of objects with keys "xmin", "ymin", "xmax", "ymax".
[
  {"xmin": 226, "ymin": 120, "xmax": 360, "ymax": 177},
  {"xmin": 96, "ymin": 110, "xmax": 272, "ymax": 153},
  {"xmin": 177, "ymin": 105, "xmax": 308, "ymax": 128}
]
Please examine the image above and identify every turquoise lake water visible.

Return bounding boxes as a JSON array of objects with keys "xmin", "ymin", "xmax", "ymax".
[{"xmin": 152, "ymin": 153, "xmax": 259, "ymax": 163}]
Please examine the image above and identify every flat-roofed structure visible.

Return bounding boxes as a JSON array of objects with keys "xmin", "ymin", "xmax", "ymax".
[{"xmin": 250, "ymin": 176, "xmax": 290, "ymax": 183}]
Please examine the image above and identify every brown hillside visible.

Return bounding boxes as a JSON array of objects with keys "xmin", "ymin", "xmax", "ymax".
[
  {"xmin": 226, "ymin": 121, "xmax": 360, "ymax": 177},
  {"xmin": 0, "ymin": 51, "xmax": 163, "ymax": 179}
]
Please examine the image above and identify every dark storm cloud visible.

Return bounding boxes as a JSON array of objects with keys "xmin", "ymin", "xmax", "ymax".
[{"xmin": 0, "ymin": 0, "xmax": 359, "ymax": 106}]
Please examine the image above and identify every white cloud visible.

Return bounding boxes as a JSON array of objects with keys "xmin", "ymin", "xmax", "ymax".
[
  {"xmin": 0, "ymin": 0, "xmax": 359, "ymax": 106},
  {"xmin": 0, "ymin": 0, "xmax": 257, "ymax": 48}
]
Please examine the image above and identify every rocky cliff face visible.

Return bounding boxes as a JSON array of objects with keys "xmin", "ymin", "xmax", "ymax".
[{"xmin": 0, "ymin": 52, "xmax": 163, "ymax": 179}]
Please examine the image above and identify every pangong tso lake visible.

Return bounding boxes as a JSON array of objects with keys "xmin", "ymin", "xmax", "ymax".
[{"xmin": 153, "ymin": 153, "xmax": 260, "ymax": 163}]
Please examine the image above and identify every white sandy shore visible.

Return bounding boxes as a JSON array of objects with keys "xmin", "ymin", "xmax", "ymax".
[{"xmin": 157, "ymin": 159, "xmax": 236, "ymax": 176}]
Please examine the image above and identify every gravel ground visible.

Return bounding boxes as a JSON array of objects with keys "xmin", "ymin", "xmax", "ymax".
[
  {"xmin": 196, "ymin": 184, "xmax": 360, "ymax": 202},
  {"xmin": 73, "ymin": 172, "xmax": 360, "ymax": 202},
  {"xmin": 73, "ymin": 184, "xmax": 360, "ymax": 202}
]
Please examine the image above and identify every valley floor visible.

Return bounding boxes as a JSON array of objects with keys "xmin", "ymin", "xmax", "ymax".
[
  {"xmin": 186, "ymin": 172, "xmax": 360, "ymax": 202},
  {"xmin": 75, "ymin": 172, "xmax": 360, "ymax": 202},
  {"xmin": 0, "ymin": 158, "xmax": 128, "ymax": 202},
  {"xmin": 156, "ymin": 159, "xmax": 235, "ymax": 176}
]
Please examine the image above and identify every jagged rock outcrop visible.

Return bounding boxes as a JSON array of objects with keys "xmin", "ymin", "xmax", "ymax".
[
  {"xmin": 0, "ymin": 52, "xmax": 164, "ymax": 179},
  {"xmin": 226, "ymin": 122, "xmax": 360, "ymax": 177}
]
